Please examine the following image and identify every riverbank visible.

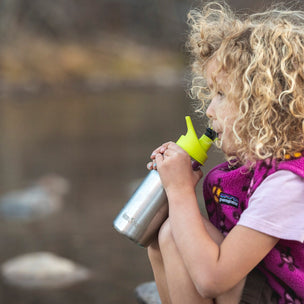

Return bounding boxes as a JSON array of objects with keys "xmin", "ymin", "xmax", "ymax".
[{"xmin": 0, "ymin": 33, "xmax": 185, "ymax": 95}]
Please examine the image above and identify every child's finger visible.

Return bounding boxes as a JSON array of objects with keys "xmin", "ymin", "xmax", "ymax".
[
  {"xmin": 166, "ymin": 142, "xmax": 183, "ymax": 151},
  {"xmin": 154, "ymin": 152, "xmax": 164, "ymax": 167},
  {"xmin": 153, "ymin": 161, "xmax": 158, "ymax": 170},
  {"xmin": 147, "ymin": 162, "xmax": 153, "ymax": 170},
  {"xmin": 150, "ymin": 148, "xmax": 161, "ymax": 159},
  {"xmin": 150, "ymin": 142, "xmax": 172, "ymax": 159},
  {"xmin": 163, "ymin": 148, "xmax": 176, "ymax": 158}
]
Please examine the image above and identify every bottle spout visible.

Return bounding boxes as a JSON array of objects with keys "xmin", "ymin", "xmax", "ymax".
[
  {"xmin": 176, "ymin": 116, "xmax": 216, "ymax": 165},
  {"xmin": 176, "ymin": 116, "xmax": 198, "ymax": 146}
]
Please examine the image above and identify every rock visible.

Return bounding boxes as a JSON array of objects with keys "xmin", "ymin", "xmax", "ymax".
[
  {"xmin": 1, "ymin": 252, "xmax": 91, "ymax": 289},
  {"xmin": 0, "ymin": 174, "xmax": 70, "ymax": 221},
  {"xmin": 135, "ymin": 281, "xmax": 161, "ymax": 304}
]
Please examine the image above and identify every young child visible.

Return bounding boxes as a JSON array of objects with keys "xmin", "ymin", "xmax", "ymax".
[{"xmin": 146, "ymin": 1, "xmax": 304, "ymax": 303}]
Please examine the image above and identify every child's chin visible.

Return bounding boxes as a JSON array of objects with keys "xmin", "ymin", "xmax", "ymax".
[{"xmin": 221, "ymin": 141, "xmax": 235, "ymax": 156}]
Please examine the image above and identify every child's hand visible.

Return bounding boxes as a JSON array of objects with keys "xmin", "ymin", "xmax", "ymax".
[
  {"xmin": 147, "ymin": 142, "xmax": 203, "ymax": 192},
  {"xmin": 147, "ymin": 143, "xmax": 171, "ymax": 171}
]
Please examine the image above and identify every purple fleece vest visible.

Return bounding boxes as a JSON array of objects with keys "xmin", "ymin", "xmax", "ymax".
[{"xmin": 203, "ymin": 153, "xmax": 304, "ymax": 304}]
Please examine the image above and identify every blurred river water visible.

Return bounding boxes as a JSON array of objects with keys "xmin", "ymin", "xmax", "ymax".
[{"xmin": 0, "ymin": 86, "xmax": 222, "ymax": 303}]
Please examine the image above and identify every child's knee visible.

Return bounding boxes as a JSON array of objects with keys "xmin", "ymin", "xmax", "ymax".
[
  {"xmin": 148, "ymin": 220, "xmax": 174, "ymax": 264},
  {"xmin": 158, "ymin": 219, "xmax": 174, "ymax": 250}
]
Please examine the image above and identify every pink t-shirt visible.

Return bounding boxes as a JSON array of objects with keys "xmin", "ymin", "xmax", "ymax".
[{"xmin": 237, "ymin": 170, "xmax": 304, "ymax": 243}]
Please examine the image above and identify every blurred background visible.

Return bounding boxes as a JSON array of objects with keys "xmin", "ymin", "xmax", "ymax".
[{"xmin": 0, "ymin": 0, "xmax": 279, "ymax": 303}]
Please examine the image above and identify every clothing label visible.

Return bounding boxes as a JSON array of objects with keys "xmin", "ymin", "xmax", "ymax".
[{"xmin": 219, "ymin": 192, "xmax": 239, "ymax": 208}]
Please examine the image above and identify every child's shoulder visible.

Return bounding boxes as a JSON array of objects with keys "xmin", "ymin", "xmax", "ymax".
[
  {"xmin": 251, "ymin": 152, "xmax": 304, "ymax": 192},
  {"xmin": 277, "ymin": 151, "xmax": 304, "ymax": 178}
]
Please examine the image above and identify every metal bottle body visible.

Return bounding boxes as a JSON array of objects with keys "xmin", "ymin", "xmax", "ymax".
[
  {"xmin": 113, "ymin": 170, "xmax": 168, "ymax": 247},
  {"xmin": 113, "ymin": 117, "xmax": 216, "ymax": 247}
]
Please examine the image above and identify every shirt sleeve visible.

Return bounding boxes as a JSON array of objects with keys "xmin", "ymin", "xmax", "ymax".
[{"xmin": 237, "ymin": 170, "xmax": 304, "ymax": 243}]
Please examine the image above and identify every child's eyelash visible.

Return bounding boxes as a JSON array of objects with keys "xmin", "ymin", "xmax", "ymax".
[{"xmin": 218, "ymin": 91, "xmax": 224, "ymax": 97}]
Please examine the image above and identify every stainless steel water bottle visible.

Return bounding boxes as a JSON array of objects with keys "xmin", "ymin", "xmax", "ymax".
[{"xmin": 113, "ymin": 116, "xmax": 217, "ymax": 247}]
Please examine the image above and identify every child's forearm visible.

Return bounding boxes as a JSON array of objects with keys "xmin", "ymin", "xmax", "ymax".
[
  {"xmin": 166, "ymin": 188, "xmax": 227, "ymax": 297},
  {"xmin": 166, "ymin": 187, "xmax": 278, "ymax": 298}
]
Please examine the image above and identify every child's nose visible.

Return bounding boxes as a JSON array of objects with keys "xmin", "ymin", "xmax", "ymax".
[{"xmin": 206, "ymin": 99, "xmax": 215, "ymax": 119}]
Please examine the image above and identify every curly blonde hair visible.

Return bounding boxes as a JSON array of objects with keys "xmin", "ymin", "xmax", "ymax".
[{"xmin": 187, "ymin": 1, "xmax": 304, "ymax": 165}]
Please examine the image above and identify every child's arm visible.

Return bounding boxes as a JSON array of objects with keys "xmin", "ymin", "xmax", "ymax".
[{"xmin": 153, "ymin": 142, "xmax": 279, "ymax": 298}]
